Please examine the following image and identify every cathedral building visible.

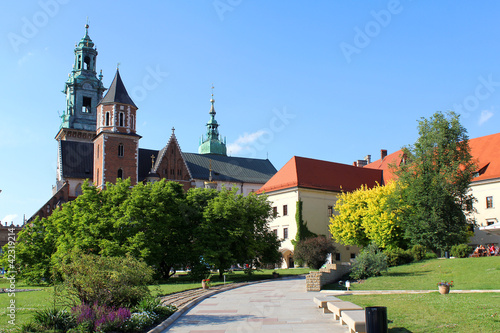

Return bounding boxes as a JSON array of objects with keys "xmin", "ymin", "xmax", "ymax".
[{"xmin": 29, "ymin": 25, "xmax": 276, "ymax": 221}]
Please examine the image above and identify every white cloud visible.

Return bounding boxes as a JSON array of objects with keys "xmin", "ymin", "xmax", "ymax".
[
  {"xmin": 478, "ymin": 109, "xmax": 494, "ymax": 126},
  {"xmin": 227, "ymin": 130, "xmax": 266, "ymax": 155},
  {"xmin": 17, "ymin": 52, "xmax": 34, "ymax": 66},
  {"xmin": 2, "ymin": 214, "xmax": 18, "ymax": 225}
]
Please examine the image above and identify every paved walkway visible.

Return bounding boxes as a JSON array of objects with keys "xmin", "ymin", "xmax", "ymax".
[{"xmin": 161, "ymin": 276, "xmax": 348, "ymax": 333}]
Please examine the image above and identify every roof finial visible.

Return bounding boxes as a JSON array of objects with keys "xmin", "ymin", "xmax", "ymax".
[
  {"xmin": 210, "ymin": 84, "xmax": 215, "ymax": 103},
  {"xmin": 171, "ymin": 127, "xmax": 175, "ymax": 134},
  {"xmin": 117, "ymin": 62, "xmax": 120, "ymax": 70},
  {"xmin": 85, "ymin": 17, "xmax": 89, "ymax": 34},
  {"xmin": 151, "ymin": 154, "xmax": 155, "ymax": 170}
]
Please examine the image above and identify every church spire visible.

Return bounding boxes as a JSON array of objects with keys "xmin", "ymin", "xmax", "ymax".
[{"xmin": 198, "ymin": 85, "xmax": 227, "ymax": 155}]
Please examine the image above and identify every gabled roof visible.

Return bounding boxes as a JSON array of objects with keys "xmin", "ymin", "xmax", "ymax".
[
  {"xmin": 60, "ymin": 141, "xmax": 94, "ymax": 179},
  {"xmin": 183, "ymin": 153, "xmax": 277, "ymax": 184},
  {"xmin": 257, "ymin": 156, "xmax": 383, "ymax": 194},
  {"xmin": 138, "ymin": 148, "xmax": 159, "ymax": 182},
  {"xmin": 99, "ymin": 70, "xmax": 137, "ymax": 108},
  {"xmin": 364, "ymin": 150, "xmax": 404, "ymax": 184},
  {"xmin": 366, "ymin": 132, "xmax": 500, "ymax": 184},
  {"xmin": 468, "ymin": 132, "xmax": 500, "ymax": 182}
]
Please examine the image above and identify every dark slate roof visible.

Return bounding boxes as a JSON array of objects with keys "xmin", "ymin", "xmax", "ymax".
[
  {"xmin": 182, "ymin": 153, "xmax": 277, "ymax": 184},
  {"xmin": 61, "ymin": 141, "xmax": 94, "ymax": 179},
  {"xmin": 99, "ymin": 70, "xmax": 138, "ymax": 108},
  {"xmin": 138, "ymin": 148, "xmax": 159, "ymax": 181}
]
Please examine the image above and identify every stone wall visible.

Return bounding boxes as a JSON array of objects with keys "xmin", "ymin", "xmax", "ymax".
[{"xmin": 306, "ymin": 263, "xmax": 351, "ymax": 291}]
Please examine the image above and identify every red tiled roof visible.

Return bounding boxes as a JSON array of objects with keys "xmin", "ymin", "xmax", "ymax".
[
  {"xmin": 468, "ymin": 132, "xmax": 500, "ymax": 182},
  {"xmin": 364, "ymin": 150, "xmax": 404, "ymax": 184},
  {"xmin": 365, "ymin": 132, "xmax": 500, "ymax": 184},
  {"xmin": 257, "ymin": 156, "xmax": 383, "ymax": 194}
]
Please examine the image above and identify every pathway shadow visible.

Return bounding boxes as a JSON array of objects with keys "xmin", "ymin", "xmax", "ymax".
[
  {"xmin": 173, "ymin": 314, "xmax": 255, "ymax": 327},
  {"xmin": 389, "ymin": 327, "xmax": 413, "ymax": 332}
]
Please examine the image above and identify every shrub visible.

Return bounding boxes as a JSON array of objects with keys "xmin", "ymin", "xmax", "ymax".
[
  {"xmin": 350, "ymin": 243, "xmax": 388, "ymax": 280},
  {"xmin": 424, "ymin": 251, "xmax": 438, "ymax": 260},
  {"xmin": 293, "ymin": 236, "xmax": 336, "ymax": 269},
  {"xmin": 384, "ymin": 247, "xmax": 413, "ymax": 267},
  {"xmin": 20, "ymin": 308, "xmax": 75, "ymax": 332},
  {"xmin": 60, "ymin": 253, "xmax": 154, "ymax": 308},
  {"xmin": 188, "ymin": 261, "xmax": 211, "ymax": 281},
  {"xmin": 72, "ymin": 303, "xmax": 131, "ymax": 332},
  {"xmin": 450, "ymin": 244, "xmax": 472, "ymax": 258},
  {"xmin": 410, "ymin": 244, "xmax": 427, "ymax": 262}
]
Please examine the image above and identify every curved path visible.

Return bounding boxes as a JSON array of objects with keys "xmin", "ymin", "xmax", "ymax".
[{"xmin": 159, "ymin": 276, "xmax": 348, "ymax": 333}]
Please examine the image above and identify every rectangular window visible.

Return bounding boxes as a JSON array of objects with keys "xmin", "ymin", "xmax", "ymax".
[
  {"xmin": 283, "ymin": 227, "xmax": 288, "ymax": 239},
  {"xmin": 82, "ymin": 97, "xmax": 92, "ymax": 113},
  {"xmin": 328, "ymin": 205, "xmax": 334, "ymax": 216},
  {"xmin": 335, "ymin": 253, "xmax": 341, "ymax": 261},
  {"xmin": 486, "ymin": 196, "xmax": 493, "ymax": 209},
  {"xmin": 350, "ymin": 253, "xmax": 356, "ymax": 259},
  {"xmin": 283, "ymin": 205, "xmax": 288, "ymax": 216},
  {"xmin": 118, "ymin": 144, "xmax": 124, "ymax": 157},
  {"xmin": 272, "ymin": 206, "xmax": 278, "ymax": 217},
  {"xmin": 273, "ymin": 229, "xmax": 278, "ymax": 236}
]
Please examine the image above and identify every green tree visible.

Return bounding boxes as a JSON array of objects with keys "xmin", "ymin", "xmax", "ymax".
[
  {"xmin": 197, "ymin": 187, "xmax": 280, "ymax": 277},
  {"xmin": 329, "ymin": 181, "xmax": 405, "ymax": 249},
  {"xmin": 395, "ymin": 111, "xmax": 475, "ymax": 253}
]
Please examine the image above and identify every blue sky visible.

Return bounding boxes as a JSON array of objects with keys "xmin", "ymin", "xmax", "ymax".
[{"xmin": 2, "ymin": 1, "xmax": 500, "ymax": 225}]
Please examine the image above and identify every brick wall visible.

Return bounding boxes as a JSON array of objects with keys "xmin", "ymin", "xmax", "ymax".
[{"xmin": 305, "ymin": 263, "xmax": 351, "ymax": 291}]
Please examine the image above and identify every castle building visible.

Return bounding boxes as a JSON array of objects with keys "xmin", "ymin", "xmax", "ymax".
[{"xmin": 29, "ymin": 25, "xmax": 276, "ymax": 221}]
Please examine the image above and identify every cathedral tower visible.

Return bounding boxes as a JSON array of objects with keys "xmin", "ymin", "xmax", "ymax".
[
  {"xmin": 198, "ymin": 88, "xmax": 227, "ymax": 155},
  {"xmin": 93, "ymin": 69, "xmax": 140, "ymax": 189},
  {"xmin": 57, "ymin": 24, "xmax": 106, "ymax": 142}
]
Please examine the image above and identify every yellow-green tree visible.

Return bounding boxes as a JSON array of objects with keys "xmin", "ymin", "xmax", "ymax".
[{"xmin": 329, "ymin": 181, "xmax": 405, "ymax": 249}]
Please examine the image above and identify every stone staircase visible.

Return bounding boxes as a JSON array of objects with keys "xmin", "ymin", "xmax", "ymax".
[{"xmin": 306, "ymin": 263, "xmax": 351, "ymax": 291}]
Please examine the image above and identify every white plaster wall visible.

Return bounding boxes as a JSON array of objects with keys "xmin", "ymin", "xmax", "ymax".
[{"xmin": 470, "ymin": 179, "xmax": 500, "ymax": 226}]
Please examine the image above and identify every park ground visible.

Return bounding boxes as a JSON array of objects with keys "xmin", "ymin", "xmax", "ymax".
[{"xmin": 0, "ymin": 257, "xmax": 499, "ymax": 332}]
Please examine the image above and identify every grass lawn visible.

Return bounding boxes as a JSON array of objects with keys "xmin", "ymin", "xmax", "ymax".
[
  {"xmin": 325, "ymin": 256, "xmax": 500, "ymax": 332},
  {"xmin": 0, "ymin": 268, "xmax": 312, "ymax": 332},
  {"xmin": 339, "ymin": 293, "xmax": 500, "ymax": 333}
]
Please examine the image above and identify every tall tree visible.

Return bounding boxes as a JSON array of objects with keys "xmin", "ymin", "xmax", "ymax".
[{"xmin": 395, "ymin": 111, "xmax": 475, "ymax": 253}]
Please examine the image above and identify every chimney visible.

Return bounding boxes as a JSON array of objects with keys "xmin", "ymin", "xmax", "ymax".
[
  {"xmin": 381, "ymin": 149, "xmax": 388, "ymax": 160},
  {"xmin": 365, "ymin": 155, "xmax": 371, "ymax": 164}
]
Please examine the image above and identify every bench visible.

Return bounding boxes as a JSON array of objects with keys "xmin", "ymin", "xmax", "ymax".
[
  {"xmin": 341, "ymin": 310, "xmax": 366, "ymax": 333},
  {"xmin": 313, "ymin": 296, "xmax": 342, "ymax": 313},
  {"xmin": 327, "ymin": 301, "xmax": 363, "ymax": 321}
]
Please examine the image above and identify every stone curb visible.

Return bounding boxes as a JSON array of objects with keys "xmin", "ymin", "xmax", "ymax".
[
  {"xmin": 147, "ymin": 280, "xmax": 268, "ymax": 333},
  {"xmin": 320, "ymin": 289, "xmax": 500, "ymax": 295}
]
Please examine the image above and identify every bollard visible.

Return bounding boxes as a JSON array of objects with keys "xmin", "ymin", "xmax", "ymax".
[{"xmin": 365, "ymin": 306, "xmax": 388, "ymax": 333}]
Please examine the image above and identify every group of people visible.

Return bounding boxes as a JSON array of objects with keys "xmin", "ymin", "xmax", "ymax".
[{"xmin": 472, "ymin": 244, "xmax": 499, "ymax": 257}]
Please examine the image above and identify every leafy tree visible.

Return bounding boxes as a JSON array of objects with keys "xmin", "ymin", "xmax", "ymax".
[
  {"xmin": 329, "ymin": 181, "xmax": 405, "ymax": 249},
  {"xmin": 395, "ymin": 111, "xmax": 475, "ymax": 253},
  {"xmin": 293, "ymin": 236, "xmax": 336, "ymax": 269},
  {"xmin": 197, "ymin": 187, "xmax": 280, "ymax": 277}
]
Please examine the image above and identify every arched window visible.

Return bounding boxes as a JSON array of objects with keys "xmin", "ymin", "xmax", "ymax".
[
  {"xmin": 75, "ymin": 183, "xmax": 82, "ymax": 196},
  {"xmin": 117, "ymin": 169, "xmax": 123, "ymax": 179},
  {"xmin": 118, "ymin": 144, "xmax": 124, "ymax": 157},
  {"xmin": 119, "ymin": 112, "xmax": 124, "ymax": 127},
  {"xmin": 105, "ymin": 112, "xmax": 110, "ymax": 126},
  {"xmin": 84, "ymin": 56, "xmax": 90, "ymax": 70}
]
